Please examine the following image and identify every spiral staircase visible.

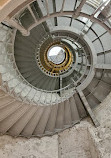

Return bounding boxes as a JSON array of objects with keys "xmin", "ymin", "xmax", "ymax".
[{"xmin": 0, "ymin": 0, "xmax": 111, "ymax": 138}]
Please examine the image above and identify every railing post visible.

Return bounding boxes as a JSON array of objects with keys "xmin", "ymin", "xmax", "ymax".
[
  {"xmin": 74, "ymin": 0, "xmax": 87, "ymax": 18},
  {"xmin": 6, "ymin": 17, "xmax": 30, "ymax": 36}
]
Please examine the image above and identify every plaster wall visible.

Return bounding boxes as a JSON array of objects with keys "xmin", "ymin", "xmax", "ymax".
[{"xmin": 0, "ymin": 135, "xmax": 58, "ymax": 158}]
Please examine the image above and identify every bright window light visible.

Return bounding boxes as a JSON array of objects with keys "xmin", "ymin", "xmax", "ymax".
[{"xmin": 47, "ymin": 46, "xmax": 65, "ymax": 64}]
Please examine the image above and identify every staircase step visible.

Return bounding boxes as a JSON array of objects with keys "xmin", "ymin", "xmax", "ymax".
[
  {"xmin": 0, "ymin": 104, "xmax": 30, "ymax": 134},
  {"xmin": 19, "ymin": 66, "xmax": 37, "ymax": 74},
  {"xmin": 16, "ymin": 61, "xmax": 37, "ymax": 68},
  {"xmin": 64, "ymin": 99, "xmax": 72, "ymax": 127},
  {"xmin": 31, "ymin": 73, "xmax": 45, "ymax": 87},
  {"xmin": 27, "ymin": 72, "xmax": 43, "ymax": 85},
  {"xmin": 0, "ymin": 95, "xmax": 14, "ymax": 107},
  {"xmin": 50, "ymin": 78, "xmax": 58, "ymax": 91},
  {"xmin": 0, "ymin": 100, "xmax": 22, "ymax": 122},
  {"xmin": 33, "ymin": 106, "xmax": 51, "ymax": 136},
  {"xmin": 15, "ymin": 52, "xmax": 35, "ymax": 58},
  {"xmin": 74, "ymin": 93, "xmax": 87, "ymax": 119},
  {"xmin": 41, "ymin": 77, "xmax": 52, "ymax": 90},
  {"xmin": 21, "ymin": 68, "xmax": 38, "ymax": 79},
  {"xmin": 21, "ymin": 106, "xmax": 44, "ymax": 137},
  {"xmin": 15, "ymin": 56, "xmax": 35, "ymax": 62},
  {"xmin": 45, "ymin": 104, "xmax": 58, "ymax": 134},
  {"xmin": 15, "ymin": 35, "xmax": 35, "ymax": 49},
  {"xmin": 69, "ymin": 96, "xmax": 80, "ymax": 124},
  {"xmin": 55, "ymin": 102, "xmax": 64, "ymax": 131},
  {"xmin": 8, "ymin": 105, "xmax": 37, "ymax": 136},
  {"xmin": 37, "ymin": 76, "xmax": 50, "ymax": 89}
]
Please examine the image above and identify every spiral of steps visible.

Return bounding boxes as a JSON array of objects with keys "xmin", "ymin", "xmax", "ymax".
[{"xmin": 0, "ymin": 0, "xmax": 111, "ymax": 138}]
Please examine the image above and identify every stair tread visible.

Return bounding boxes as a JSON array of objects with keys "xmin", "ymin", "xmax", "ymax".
[
  {"xmin": 0, "ymin": 95, "xmax": 14, "ymax": 107},
  {"xmin": 74, "ymin": 93, "xmax": 87, "ymax": 118},
  {"xmin": 0, "ymin": 100, "xmax": 22, "ymax": 121},
  {"xmin": 55, "ymin": 102, "xmax": 64, "ymax": 130},
  {"xmin": 45, "ymin": 104, "xmax": 58, "ymax": 133},
  {"xmin": 8, "ymin": 105, "xmax": 37, "ymax": 136},
  {"xmin": 69, "ymin": 96, "xmax": 80, "ymax": 123},
  {"xmin": 0, "ymin": 104, "xmax": 29, "ymax": 133},
  {"xmin": 21, "ymin": 106, "xmax": 44, "ymax": 137},
  {"xmin": 33, "ymin": 106, "xmax": 51, "ymax": 136},
  {"xmin": 64, "ymin": 99, "xmax": 72, "ymax": 126}
]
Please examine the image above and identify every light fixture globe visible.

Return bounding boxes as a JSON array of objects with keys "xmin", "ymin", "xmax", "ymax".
[{"xmin": 47, "ymin": 45, "xmax": 66, "ymax": 65}]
